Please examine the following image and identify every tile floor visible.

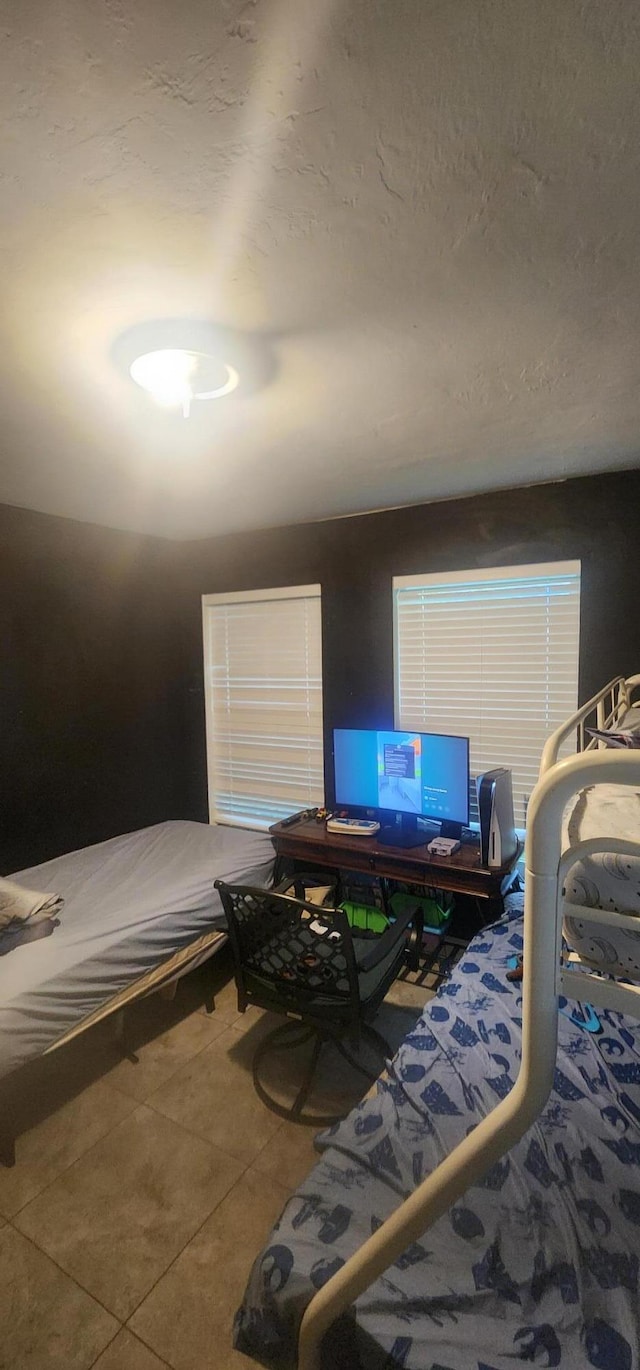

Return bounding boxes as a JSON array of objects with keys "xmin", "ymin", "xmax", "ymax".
[{"xmin": 0, "ymin": 953, "xmax": 431, "ymax": 1370}]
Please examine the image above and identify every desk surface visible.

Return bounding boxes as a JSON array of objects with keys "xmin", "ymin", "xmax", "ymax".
[{"xmin": 269, "ymin": 819, "xmax": 521, "ymax": 903}]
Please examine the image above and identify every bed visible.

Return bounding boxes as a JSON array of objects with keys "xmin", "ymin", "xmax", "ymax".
[
  {"xmin": 547, "ymin": 681, "xmax": 640, "ymax": 980},
  {"xmin": 235, "ymin": 675, "xmax": 640, "ymax": 1370},
  {"xmin": 0, "ymin": 819, "xmax": 274, "ymax": 1090},
  {"xmin": 236, "ymin": 906, "xmax": 640, "ymax": 1369}
]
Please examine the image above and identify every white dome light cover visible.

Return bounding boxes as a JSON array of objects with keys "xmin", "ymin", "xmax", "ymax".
[
  {"xmin": 112, "ymin": 319, "xmax": 275, "ymax": 416},
  {"xmin": 129, "ymin": 348, "xmax": 239, "ymax": 417}
]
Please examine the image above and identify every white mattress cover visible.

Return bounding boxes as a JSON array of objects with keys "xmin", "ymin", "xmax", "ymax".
[
  {"xmin": 561, "ymin": 757, "xmax": 640, "ymax": 976},
  {"xmin": 563, "ymin": 781, "xmax": 640, "ymax": 913},
  {"xmin": 0, "ymin": 820, "xmax": 274, "ymax": 1079}
]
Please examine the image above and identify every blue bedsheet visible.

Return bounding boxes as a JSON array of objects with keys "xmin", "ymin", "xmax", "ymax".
[{"xmin": 235, "ymin": 911, "xmax": 640, "ymax": 1370}]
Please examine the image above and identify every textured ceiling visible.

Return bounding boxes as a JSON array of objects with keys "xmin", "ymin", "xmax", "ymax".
[{"xmin": 1, "ymin": 0, "xmax": 639, "ymax": 538}]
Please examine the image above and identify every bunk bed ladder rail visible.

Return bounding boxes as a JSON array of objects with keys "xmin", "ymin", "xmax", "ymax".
[{"xmin": 297, "ymin": 749, "xmax": 640, "ymax": 1370}]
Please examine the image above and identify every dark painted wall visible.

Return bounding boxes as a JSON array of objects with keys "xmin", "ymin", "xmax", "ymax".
[
  {"xmin": 3, "ymin": 469, "xmax": 639, "ymax": 871},
  {"xmin": 177, "ymin": 469, "xmax": 640, "ymax": 820},
  {"xmin": 1, "ymin": 505, "xmax": 184, "ymax": 872}
]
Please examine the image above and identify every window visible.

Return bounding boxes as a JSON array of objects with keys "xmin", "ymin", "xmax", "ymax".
[
  {"xmin": 393, "ymin": 561, "xmax": 581, "ymax": 827},
  {"xmin": 202, "ymin": 585, "xmax": 324, "ymax": 829}
]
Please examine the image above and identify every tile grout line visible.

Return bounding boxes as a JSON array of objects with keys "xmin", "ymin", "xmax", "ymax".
[
  {"xmin": 5, "ymin": 1215, "xmax": 127, "ymax": 1326},
  {"xmin": 1, "ymin": 998, "xmax": 268, "ymax": 1221},
  {"xmin": 0, "ymin": 1006, "xmax": 236, "ymax": 1222},
  {"xmin": 104, "ymin": 1011, "xmax": 236, "ymax": 1107},
  {"xmin": 85, "ymin": 1322, "xmax": 122, "ymax": 1370},
  {"xmin": 7, "ymin": 1119, "xmax": 255, "ymax": 1327},
  {"xmin": 142, "ymin": 1087, "xmax": 283, "ymax": 1167},
  {"xmin": 124, "ymin": 1160, "xmax": 295, "ymax": 1367},
  {"xmin": 6, "ymin": 1087, "xmax": 268, "ymax": 1330},
  {"xmin": 4, "ymin": 1000, "xmax": 304, "ymax": 1364},
  {"xmin": 1, "ymin": 992, "xmax": 270, "ymax": 1366},
  {"xmin": 127, "ymin": 1320, "xmax": 192, "ymax": 1370},
  {"xmin": 87, "ymin": 1322, "xmax": 173, "ymax": 1370},
  {"xmin": 122, "ymin": 1161, "xmax": 257, "ymax": 1335},
  {"xmin": 0, "ymin": 1089, "xmax": 140, "ymax": 1224}
]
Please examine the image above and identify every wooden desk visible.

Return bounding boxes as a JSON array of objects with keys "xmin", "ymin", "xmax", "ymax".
[{"xmin": 269, "ymin": 819, "xmax": 522, "ymax": 922}]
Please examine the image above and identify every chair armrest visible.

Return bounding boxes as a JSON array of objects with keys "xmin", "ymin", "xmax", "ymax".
[
  {"xmin": 273, "ymin": 874, "xmax": 297, "ymax": 894},
  {"xmin": 356, "ymin": 902, "xmax": 422, "ymax": 973}
]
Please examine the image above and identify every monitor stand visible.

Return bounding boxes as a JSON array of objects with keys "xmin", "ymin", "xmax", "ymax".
[
  {"xmin": 378, "ymin": 814, "xmax": 430, "ymax": 849},
  {"xmin": 377, "ymin": 816, "xmax": 463, "ymax": 849},
  {"xmin": 438, "ymin": 820, "xmax": 463, "ymax": 842},
  {"xmin": 378, "ymin": 826, "xmax": 427, "ymax": 849}
]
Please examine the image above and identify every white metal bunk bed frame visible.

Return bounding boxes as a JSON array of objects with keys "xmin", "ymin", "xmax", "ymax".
[{"xmin": 298, "ymin": 674, "xmax": 640, "ymax": 1370}]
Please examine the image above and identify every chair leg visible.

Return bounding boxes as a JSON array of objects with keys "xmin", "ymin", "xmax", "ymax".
[
  {"xmin": 408, "ymin": 907, "xmax": 424, "ymax": 972},
  {"xmin": 251, "ymin": 1019, "xmax": 391, "ymax": 1127},
  {"xmin": 256, "ymin": 1021, "xmax": 316, "ymax": 1056},
  {"xmin": 364, "ymin": 1023, "xmax": 393, "ymax": 1060},
  {"xmin": 336, "ymin": 1023, "xmax": 391, "ymax": 1083},
  {"xmin": 291, "ymin": 1033, "xmax": 324, "ymax": 1120},
  {"xmin": 334, "ymin": 1040, "xmax": 374, "ymax": 1083},
  {"xmin": 253, "ymin": 1021, "xmax": 336, "ymax": 1126}
]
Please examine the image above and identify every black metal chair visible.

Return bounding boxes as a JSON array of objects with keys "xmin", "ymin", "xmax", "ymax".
[{"xmin": 214, "ymin": 874, "xmax": 423, "ymax": 1125}]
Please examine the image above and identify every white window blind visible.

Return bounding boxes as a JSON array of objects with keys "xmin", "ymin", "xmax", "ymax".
[
  {"xmin": 202, "ymin": 585, "xmax": 324, "ymax": 829},
  {"xmin": 394, "ymin": 561, "xmax": 581, "ymax": 827}
]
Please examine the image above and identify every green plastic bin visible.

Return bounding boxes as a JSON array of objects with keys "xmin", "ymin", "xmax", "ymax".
[
  {"xmin": 339, "ymin": 901, "xmax": 390, "ymax": 935},
  {"xmin": 389, "ymin": 891, "xmax": 450, "ymax": 933}
]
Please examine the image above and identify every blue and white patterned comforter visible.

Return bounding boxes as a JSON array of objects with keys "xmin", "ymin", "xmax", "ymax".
[{"xmin": 235, "ymin": 911, "xmax": 640, "ymax": 1370}]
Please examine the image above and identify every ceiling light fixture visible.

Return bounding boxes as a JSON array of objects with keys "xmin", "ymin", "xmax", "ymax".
[
  {"xmin": 112, "ymin": 320, "xmax": 275, "ymax": 416},
  {"xmin": 129, "ymin": 348, "xmax": 240, "ymax": 418}
]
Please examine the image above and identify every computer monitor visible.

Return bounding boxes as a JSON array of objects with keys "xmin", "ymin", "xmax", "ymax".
[{"xmin": 333, "ymin": 728, "xmax": 470, "ymax": 847}]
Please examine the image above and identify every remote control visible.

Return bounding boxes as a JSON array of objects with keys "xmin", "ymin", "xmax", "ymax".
[{"xmin": 280, "ymin": 808, "xmax": 317, "ymax": 827}]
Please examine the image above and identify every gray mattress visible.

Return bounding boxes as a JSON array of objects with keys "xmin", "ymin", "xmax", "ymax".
[{"xmin": 0, "ymin": 820, "xmax": 274, "ymax": 1079}]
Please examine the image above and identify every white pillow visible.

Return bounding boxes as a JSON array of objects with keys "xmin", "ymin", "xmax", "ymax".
[{"xmin": 0, "ymin": 878, "xmax": 63, "ymax": 930}]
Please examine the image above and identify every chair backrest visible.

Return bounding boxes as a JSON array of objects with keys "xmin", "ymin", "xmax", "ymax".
[{"xmin": 215, "ymin": 881, "xmax": 361, "ymax": 1020}]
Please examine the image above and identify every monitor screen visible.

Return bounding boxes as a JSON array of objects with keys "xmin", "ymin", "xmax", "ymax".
[{"xmin": 333, "ymin": 728, "xmax": 470, "ymax": 826}]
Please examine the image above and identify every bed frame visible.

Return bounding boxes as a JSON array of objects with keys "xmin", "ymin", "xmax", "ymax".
[
  {"xmin": 40, "ymin": 927, "xmax": 226, "ymax": 1051},
  {"xmin": 1, "ymin": 819, "xmax": 277, "ymax": 1167},
  {"xmin": 0, "ymin": 927, "xmax": 228, "ymax": 1168},
  {"xmin": 298, "ymin": 674, "xmax": 640, "ymax": 1370}
]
